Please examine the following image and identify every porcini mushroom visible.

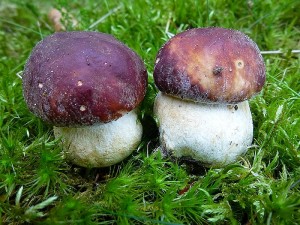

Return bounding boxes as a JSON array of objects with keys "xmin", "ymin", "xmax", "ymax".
[
  {"xmin": 23, "ymin": 31, "xmax": 147, "ymax": 168},
  {"xmin": 153, "ymin": 27, "xmax": 265, "ymax": 167}
]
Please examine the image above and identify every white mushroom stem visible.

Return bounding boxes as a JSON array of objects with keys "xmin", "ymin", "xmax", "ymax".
[
  {"xmin": 53, "ymin": 110, "xmax": 142, "ymax": 168},
  {"xmin": 154, "ymin": 92, "xmax": 253, "ymax": 167}
]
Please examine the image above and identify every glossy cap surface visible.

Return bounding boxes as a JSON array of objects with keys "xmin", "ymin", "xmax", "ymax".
[
  {"xmin": 154, "ymin": 27, "xmax": 265, "ymax": 103},
  {"xmin": 23, "ymin": 31, "xmax": 147, "ymax": 126}
]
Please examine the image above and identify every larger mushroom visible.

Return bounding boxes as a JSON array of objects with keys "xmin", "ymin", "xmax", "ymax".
[
  {"xmin": 23, "ymin": 31, "xmax": 147, "ymax": 168},
  {"xmin": 153, "ymin": 27, "xmax": 265, "ymax": 167}
]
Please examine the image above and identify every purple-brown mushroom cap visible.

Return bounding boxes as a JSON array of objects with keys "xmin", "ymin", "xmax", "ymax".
[
  {"xmin": 23, "ymin": 31, "xmax": 147, "ymax": 126},
  {"xmin": 154, "ymin": 27, "xmax": 266, "ymax": 103}
]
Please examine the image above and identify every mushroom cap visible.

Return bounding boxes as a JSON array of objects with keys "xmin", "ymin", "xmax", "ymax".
[
  {"xmin": 154, "ymin": 27, "xmax": 266, "ymax": 103},
  {"xmin": 23, "ymin": 31, "xmax": 147, "ymax": 126}
]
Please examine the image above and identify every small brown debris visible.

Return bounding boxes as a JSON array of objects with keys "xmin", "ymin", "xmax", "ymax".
[
  {"xmin": 48, "ymin": 8, "xmax": 78, "ymax": 32},
  {"xmin": 48, "ymin": 8, "xmax": 65, "ymax": 32}
]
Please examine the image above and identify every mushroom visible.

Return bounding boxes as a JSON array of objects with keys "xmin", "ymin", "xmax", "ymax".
[
  {"xmin": 153, "ymin": 27, "xmax": 265, "ymax": 167},
  {"xmin": 23, "ymin": 31, "xmax": 147, "ymax": 168}
]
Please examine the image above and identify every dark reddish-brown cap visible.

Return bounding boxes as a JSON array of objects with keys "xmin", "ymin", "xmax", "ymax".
[
  {"xmin": 154, "ymin": 27, "xmax": 266, "ymax": 103},
  {"xmin": 23, "ymin": 31, "xmax": 147, "ymax": 126}
]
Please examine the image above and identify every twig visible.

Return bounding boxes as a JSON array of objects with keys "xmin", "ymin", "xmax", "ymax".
[
  {"xmin": 89, "ymin": 5, "xmax": 122, "ymax": 29},
  {"xmin": 261, "ymin": 50, "xmax": 300, "ymax": 55},
  {"xmin": 165, "ymin": 13, "xmax": 171, "ymax": 34}
]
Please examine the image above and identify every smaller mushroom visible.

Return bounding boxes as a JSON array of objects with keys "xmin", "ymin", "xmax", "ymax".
[
  {"xmin": 153, "ymin": 27, "xmax": 266, "ymax": 167},
  {"xmin": 23, "ymin": 31, "xmax": 147, "ymax": 168}
]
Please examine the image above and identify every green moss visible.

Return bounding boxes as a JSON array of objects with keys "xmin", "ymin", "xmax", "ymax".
[{"xmin": 0, "ymin": 0, "xmax": 299, "ymax": 224}]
